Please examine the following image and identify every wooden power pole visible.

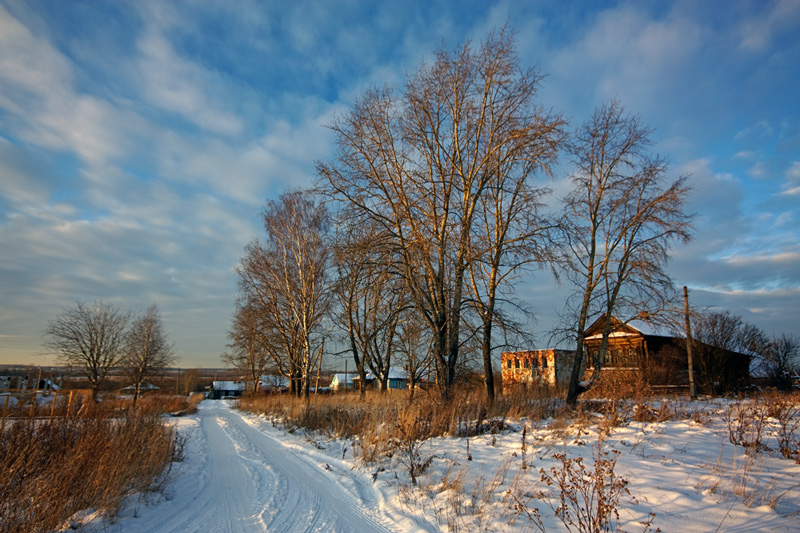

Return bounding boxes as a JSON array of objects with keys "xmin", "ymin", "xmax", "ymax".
[{"xmin": 683, "ymin": 286, "xmax": 697, "ymax": 400}]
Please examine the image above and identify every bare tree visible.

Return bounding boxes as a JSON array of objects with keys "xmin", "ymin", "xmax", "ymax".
[
  {"xmin": 236, "ymin": 190, "xmax": 331, "ymax": 398},
  {"xmin": 332, "ymin": 220, "xmax": 407, "ymax": 395},
  {"xmin": 237, "ymin": 242, "xmax": 304, "ymax": 393},
  {"xmin": 121, "ymin": 304, "xmax": 176, "ymax": 406},
  {"xmin": 467, "ymin": 149, "xmax": 561, "ymax": 404},
  {"xmin": 319, "ymin": 28, "xmax": 563, "ymax": 399},
  {"xmin": 692, "ymin": 310, "xmax": 765, "ymax": 394},
  {"xmin": 760, "ymin": 333, "xmax": 800, "ymax": 390},
  {"xmin": 43, "ymin": 300, "xmax": 129, "ymax": 400},
  {"xmin": 395, "ymin": 311, "xmax": 434, "ymax": 400},
  {"xmin": 559, "ymin": 99, "xmax": 693, "ymax": 406},
  {"xmin": 222, "ymin": 301, "xmax": 272, "ymax": 394}
]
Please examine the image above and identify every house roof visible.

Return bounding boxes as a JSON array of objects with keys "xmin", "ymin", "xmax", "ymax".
[
  {"xmin": 212, "ymin": 381, "xmax": 246, "ymax": 391},
  {"xmin": 120, "ymin": 382, "xmax": 159, "ymax": 391},
  {"xmin": 584, "ymin": 313, "xmax": 680, "ymax": 341},
  {"xmin": 584, "ymin": 314, "xmax": 644, "ymax": 339},
  {"xmin": 363, "ymin": 368, "xmax": 411, "ymax": 381}
]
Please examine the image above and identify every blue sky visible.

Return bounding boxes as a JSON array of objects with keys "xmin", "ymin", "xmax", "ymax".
[{"xmin": 1, "ymin": 0, "xmax": 798, "ymax": 367}]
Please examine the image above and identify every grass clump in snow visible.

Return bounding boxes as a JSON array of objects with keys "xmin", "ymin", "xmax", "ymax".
[{"xmin": 0, "ymin": 401, "xmax": 185, "ymax": 532}]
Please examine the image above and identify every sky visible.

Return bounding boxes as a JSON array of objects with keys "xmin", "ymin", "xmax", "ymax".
[{"xmin": 1, "ymin": 0, "xmax": 798, "ymax": 368}]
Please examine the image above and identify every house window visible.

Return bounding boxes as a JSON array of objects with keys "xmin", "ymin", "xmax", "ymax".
[
  {"xmin": 515, "ymin": 358, "xmax": 520, "ymax": 369},
  {"xmin": 532, "ymin": 358, "xmax": 539, "ymax": 368},
  {"xmin": 523, "ymin": 359, "xmax": 530, "ymax": 369},
  {"xmin": 507, "ymin": 359, "xmax": 512, "ymax": 369},
  {"xmin": 542, "ymin": 357, "xmax": 548, "ymax": 369}
]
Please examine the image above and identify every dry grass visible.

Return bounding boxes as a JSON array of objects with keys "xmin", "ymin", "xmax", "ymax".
[
  {"xmin": 696, "ymin": 444, "xmax": 786, "ymax": 509},
  {"xmin": 0, "ymin": 399, "xmax": 186, "ymax": 532},
  {"xmin": 537, "ymin": 437, "xmax": 658, "ymax": 533},
  {"xmin": 760, "ymin": 390, "xmax": 800, "ymax": 461},
  {"xmin": 95, "ymin": 393, "xmax": 204, "ymax": 417},
  {"xmin": 239, "ymin": 385, "xmax": 564, "ymax": 444}
]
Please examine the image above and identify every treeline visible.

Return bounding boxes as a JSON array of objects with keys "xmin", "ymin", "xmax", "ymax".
[
  {"xmin": 227, "ymin": 28, "xmax": 796, "ymax": 404},
  {"xmin": 225, "ymin": 29, "xmax": 685, "ymax": 404}
]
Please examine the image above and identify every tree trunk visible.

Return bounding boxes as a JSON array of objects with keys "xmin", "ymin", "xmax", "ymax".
[{"xmin": 481, "ymin": 312, "xmax": 495, "ymax": 406}]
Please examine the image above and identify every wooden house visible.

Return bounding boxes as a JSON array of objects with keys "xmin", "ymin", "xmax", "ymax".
[
  {"xmin": 502, "ymin": 314, "xmax": 751, "ymax": 394},
  {"xmin": 582, "ymin": 315, "xmax": 751, "ymax": 393},
  {"xmin": 209, "ymin": 380, "xmax": 245, "ymax": 399}
]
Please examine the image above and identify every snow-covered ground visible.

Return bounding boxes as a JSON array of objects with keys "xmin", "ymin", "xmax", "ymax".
[
  {"xmin": 96, "ymin": 401, "xmax": 410, "ymax": 532},
  {"xmin": 94, "ymin": 399, "xmax": 800, "ymax": 532}
]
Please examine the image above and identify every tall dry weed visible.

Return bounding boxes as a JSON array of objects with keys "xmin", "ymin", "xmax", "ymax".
[
  {"xmin": 760, "ymin": 390, "xmax": 800, "ymax": 460},
  {"xmin": 537, "ymin": 437, "xmax": 659, "ymax": 533},
  {"xmin": 0, "ymin": 409, "xmax": 181, "ymax": 532}
]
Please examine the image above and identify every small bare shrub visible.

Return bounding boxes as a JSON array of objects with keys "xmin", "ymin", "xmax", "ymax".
[
  {"xmin": 393, "ymin": 406, "xmax": 435, "ymax": 485},
  {"xmin": 761, "ymin": 391, "xmax": 800, "ymax": 460},
  {"xmin": 538, "ymin": 439, "xmax": 658, "ymax": 533},
  {"xmin": 725, "ymin": 400, "xmax": 767, "ymax": 455}
]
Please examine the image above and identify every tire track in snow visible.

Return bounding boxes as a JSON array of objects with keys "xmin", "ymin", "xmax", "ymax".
[
  {"xmin": 108, "ymin": 401, "xmax": 398, "ymax": 533},
  {"xmin": 212, "ymin": 402, "xmax": 396, "ymax": 532}
]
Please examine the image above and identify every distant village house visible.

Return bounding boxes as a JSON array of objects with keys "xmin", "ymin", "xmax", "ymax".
[{"xmin": 502, "ymin": 315, "xmax": 751, "ymax": 394}]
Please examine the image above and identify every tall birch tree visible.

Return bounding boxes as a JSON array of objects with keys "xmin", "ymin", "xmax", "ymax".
[
  {"xmin": 235, "ymin": 190, "xmax": 331, "ymax": 398},
  {"xmin": 319, "ymin": 29, "xmax": 563, "ymax": 399},
  {"xmin": 560, "ymin": 99, "xmax": 693, "ymax": 406}
]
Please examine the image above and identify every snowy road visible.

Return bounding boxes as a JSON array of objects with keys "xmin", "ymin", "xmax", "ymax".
[{"xmin": 109, "ymin": 401, "xmax": 406, "ymax": 533}]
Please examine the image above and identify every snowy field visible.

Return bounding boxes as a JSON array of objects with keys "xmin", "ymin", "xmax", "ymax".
[{"xmin": 91, "ymin": 399, "xmax": 800, "ymax": 532}]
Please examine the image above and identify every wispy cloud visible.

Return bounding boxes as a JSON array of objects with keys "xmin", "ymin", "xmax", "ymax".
[
  {"xmin": 1, "ymin": 0, "xmax": 798, "ymax": 365},
  {"xmin": 739, "ymin": 0, "xmax": 800, "ymax": 51}
]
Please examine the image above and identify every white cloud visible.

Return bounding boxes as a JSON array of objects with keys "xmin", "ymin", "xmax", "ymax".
[
  {"xmin": 723, "ymin": 250, "xmax": 800, "ymax": 267},
  {"xmin": 748, "ymin": 160, "xmax": 767, "ymax": 178},
  {"xmin": 134, "ymin": 29, "xmax": 244, "ymax": 136},
  {"xmin": 739, "ymin": 0, "xmax": 800, "ymax": 51},
  {"xmin": 0, "ymin": 6, "xmax": 73, "ymax": 96},
  {"xmin": 735, "ymin": 120, "xmax": 774, "ymax": 140},
  {"xmin": 787, "ymin": 161, "xmax": 800, "ymax": 181},
  {"xmin": 0, "ymin": 6, "xmax": 151, "ymax": 169},
  {"xmin": 545, "ymin": 4, "xmax": 703, "ymax": 112},
  {"xmin": 778, "ymin": 161, "xmax": 800, "ymax": 196}
]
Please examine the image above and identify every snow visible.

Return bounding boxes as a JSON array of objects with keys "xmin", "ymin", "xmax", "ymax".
[
  {"xmin": 90, "ymin": 398, "xmax": 800, "ymax": 532},
  {"xmin": 212, "ymin": 380, "xmax": 246, "ymax": 391},
  {"xmin": 96, "ymin": 401, "xmax": 406, "ymax": 532}
]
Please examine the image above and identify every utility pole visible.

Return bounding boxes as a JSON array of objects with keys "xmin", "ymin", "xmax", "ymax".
[{"xmin": 684, "ymin": 286, "xmax": 697, "ymax": 400}]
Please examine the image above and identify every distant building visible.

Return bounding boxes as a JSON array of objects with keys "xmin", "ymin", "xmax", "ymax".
[
  {"xmin": 330, "ymin": 373, "xmax": 355, "ymax": 392},
  {"xmin": 259, "ymin": 375, "xmax": 290, "ymax": 392},
  {"xmin": 501, "ymin": 349, "xmax": 574, "ymax": 389},
  {"xmin": 209, "ymin": 380, "xmax": 246, "ymax": 399},
  {"xmin": 502, "ymin": 314, "xmax": 752, "ymax": 395},
  {"xmin": 353, "ymin": 368, "xmax": 424, "ymax": 391}
]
